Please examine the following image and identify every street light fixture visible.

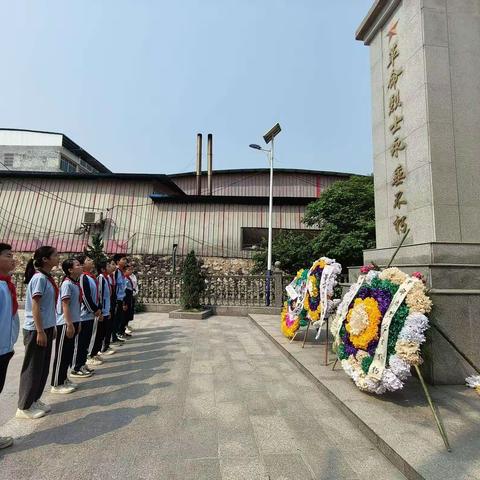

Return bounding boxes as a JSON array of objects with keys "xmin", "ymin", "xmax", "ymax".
[{"xmin": 249, "ymin": 123, "xmax": 281, "ymax": 306}]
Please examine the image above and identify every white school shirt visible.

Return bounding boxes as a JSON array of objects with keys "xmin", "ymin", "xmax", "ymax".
[
  {"xmin": 0, "ymin": 280, "xmax": 20, "ymax": 355},
  {"xmin": 56, "ymin": 279, "xmax": 81, "ymax": 326},
  {"xmin": 24, "ymin": 272, "xmax": 57, "ymax": 331}
]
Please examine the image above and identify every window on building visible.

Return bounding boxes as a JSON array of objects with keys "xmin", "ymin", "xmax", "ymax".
[
  {"xmin": 60, "ymin": 156, "xmax": 77, "ymax": 173},
  {"xmin": 3, "ymin": 153, "xmax": 14, "ymax": 168},
  {"xmin": 241, "ymin": 227, "xmax": 318, "ymax": 250}
]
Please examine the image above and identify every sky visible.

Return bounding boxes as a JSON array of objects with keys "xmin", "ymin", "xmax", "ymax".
[{"xmin": 0, "ymin": 0, "xmax": 374, "ymax": 175}]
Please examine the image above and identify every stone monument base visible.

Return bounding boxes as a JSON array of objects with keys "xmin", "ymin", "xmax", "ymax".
[{"xmin": 347, "ymin": 242, "xmax": 480, "ymax": 385}]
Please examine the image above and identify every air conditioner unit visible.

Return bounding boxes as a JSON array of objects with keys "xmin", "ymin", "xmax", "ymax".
[{"xmin": 83, "ymin": 212, "xmax": 97, "ymax": 225}]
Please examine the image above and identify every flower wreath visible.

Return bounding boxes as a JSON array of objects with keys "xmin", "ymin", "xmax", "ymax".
[
  {"xmin": 281, "ymin": 269, "xmax": 309, "ymax": 338},
  {"xmin": 330, "ymin": 267, "xmax": 432, "ymax": 394},
  {"xmin": 466, "ymin": 375, "xmax": 480, "ymax": 396},
  {"xmin": 281, "ymin": 257, "xmax": 342, "ymax": 339}
]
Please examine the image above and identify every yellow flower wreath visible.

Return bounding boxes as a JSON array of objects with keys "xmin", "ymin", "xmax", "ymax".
[
  {"xmin": 280, "ymin": 303, "xmax": 300, "ymax": 338},
  {"xmin": 346, "ymin": 297, "xmax": 382, "ymax": 350}
]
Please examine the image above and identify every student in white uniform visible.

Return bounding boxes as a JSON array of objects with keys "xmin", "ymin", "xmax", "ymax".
[
  {"xmin": 71, "ymin": 254, "xmax": 101, "ymax": 377},
  {"xmin": 17, "ymin": 246, "xmax": 59, "ymax": 419},
  {"xmin": 129, "ymin": 267, "xmax": 138, "ymax": 332},
  {"xmin": 0, "ymin": 243, "xmax": 20, "ymax": 448},
  {"xmin": 102, "ymin": 258, "xmax": 117, "ymax": 353},
  {"xmin": 51, "ymin": 258, "xmax": 83, "ymax": 394},
  {"xmin": 91, "ymin": 259, "xmax": 115, "ymax": 358},
  {"xmin": 111, "ymin": 254, "xmax": 128, "ymax": 345}
]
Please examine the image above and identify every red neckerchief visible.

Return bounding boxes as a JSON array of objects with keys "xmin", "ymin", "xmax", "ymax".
[
  {"xmin": 109, "ymin": 272, "xmax": 116, "ymax": 289},
  {"xmin": 83, "ymin": 271, "xmax": 99, "ymax": 303},
  {"xmin": 38, "ymin": 270, "xmax": 59, "ymax": 304},
  {"xmin": 63, "ymin": 276, "xmax": 83, "ymax": 304},
  {"xmin": 0, "ymin": 274, "xmax": 18, "ymax": 316}
]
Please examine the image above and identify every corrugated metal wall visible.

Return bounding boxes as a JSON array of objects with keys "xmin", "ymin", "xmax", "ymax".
[
  {"xmin": 0, "ymin": 175, "xmax": 318, "ymax": 257},
  {"xmin": 172, "ymin": 172, "xmax": 342, "ymax": 197}
]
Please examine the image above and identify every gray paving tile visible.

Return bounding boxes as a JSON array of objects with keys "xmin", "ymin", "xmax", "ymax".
[
  {"xmin": 180, "ymin": 418, "xmax": 218, "ymax": 459},
  {"xmin": 176, "ymin": 458, "xmax": 221, "ymax": 480},
  {"xmin": 250, "ymin": 415, "xmax": 297, "ymax": 454},
  {"xmin": 218, "ymin": 426, "xmax": 259, "ymax": 458},
  {"xmin": 220, "ymin": 456, "xmax": 268, "ymax": 480},
  {"xmin": 242, "ymin": 389, "xmax": 277, "ymax": 415},
  {"xmin": 215, "ymin": 381, "xmax": 243, "ymax": 403},
  {"xmin": 0, "ymin": 313, "xmax": 404, "ymax": 480},
  {"xmin": 190, "ymin": 360, "xmax": 214, "ymax": 374},
  {"xmin": 184, "ymin": 391, "xmax": 216, "ymax": 419},
  {"xmin": 263, "ymin": 453, "xmax": 314, "ymax": 480},
  {"xmin": 216, "ymin": 401, "xmax": 251, "ymax": 429},
  {"xmin": 187, "ymin": 373, "xmax": 215, "ymax": 394},
  {"xmin": 301, "ymin": 446, "xmax": 360, "ymax": 480}
]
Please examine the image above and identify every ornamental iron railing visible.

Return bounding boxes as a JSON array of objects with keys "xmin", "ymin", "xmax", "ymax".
[
  {"xmin": 12, "ymin": 271, "xmax": 288, "ymax": 307},
  {"xmin": 12, "ymin": 271, "xmax": 352, "ymax": 308}
]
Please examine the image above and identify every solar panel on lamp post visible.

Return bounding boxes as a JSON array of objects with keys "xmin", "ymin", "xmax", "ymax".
[{"xmin": 249, "ymin": 123, "xmax": 281, "ymax": 306}]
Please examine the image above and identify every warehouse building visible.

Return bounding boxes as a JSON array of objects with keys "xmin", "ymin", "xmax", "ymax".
[{"xmin": 0, "ymin": 129, "xmax": 354, "ymax": 259}]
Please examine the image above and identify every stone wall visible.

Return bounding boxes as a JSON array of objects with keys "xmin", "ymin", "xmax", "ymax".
[{"xmin": 12, "ymin": 252, "xmax": 255, "ymax": 276}]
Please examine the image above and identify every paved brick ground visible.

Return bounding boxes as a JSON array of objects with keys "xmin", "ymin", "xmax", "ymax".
[{"xmin": 0, "ymin": 313, "xmax": 404, "ymax": 479}]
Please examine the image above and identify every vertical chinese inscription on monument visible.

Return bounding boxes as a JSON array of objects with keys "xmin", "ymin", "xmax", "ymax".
[{"xmin": 386, "ymin": 20, "xmax": 408, "ymax": 235}]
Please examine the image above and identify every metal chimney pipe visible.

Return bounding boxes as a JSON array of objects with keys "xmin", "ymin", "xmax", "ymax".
[
  {"xmin": 196, "ymin": 133, "xmax": 202, "ymax": 195},
  {"xmin": 207, "ymin": 133, "xmax": 213, "ymax": 196}
]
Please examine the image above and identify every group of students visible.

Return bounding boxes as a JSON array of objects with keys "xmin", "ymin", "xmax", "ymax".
[{"xmin": 0, "ymin": 243, "xmax": 138, "ymax": 450}]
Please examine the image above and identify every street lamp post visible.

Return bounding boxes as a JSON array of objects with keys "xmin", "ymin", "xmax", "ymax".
[{"xmin": 249, "ymin": 123, "xmax": 281, "ymax": 306}]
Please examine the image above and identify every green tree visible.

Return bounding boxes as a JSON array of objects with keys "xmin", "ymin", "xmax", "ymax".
[
  {"xmin": 303, "ymin": 175, "xmax": 375, "ymax": 267},
  {"xmin": 180, "ymin": 250, "xmax": 206, "ymax": 310},
  {"xmin": 84, "ymin": 233, "xmax": 107, "ymax": 267},
  {"xmin": 251, "ymin": 230, "xmax": 315, "ymax": 276}
]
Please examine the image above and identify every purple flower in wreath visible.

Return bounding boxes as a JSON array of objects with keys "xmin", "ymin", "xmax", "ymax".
[{"xmin": 342, "ymin": 333, "xmax": 358, "ymax": 356}]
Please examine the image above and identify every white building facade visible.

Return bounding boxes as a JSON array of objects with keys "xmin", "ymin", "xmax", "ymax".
[{"xmin": 0, "ymin": 129, "xmax": 110, "ymax": 174}]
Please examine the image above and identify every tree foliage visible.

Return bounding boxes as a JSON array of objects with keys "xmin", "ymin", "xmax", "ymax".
[
  {"xmin": 303, "ymin": 175, "xmax": 375, "ymax": 267},
  {"xmin": 180, "ymin": 250, "xmax": 206, "ymax": 310},
  {"xmin": 251, "ymin": 231, "xmax": 314, "ymax": 276},
  {"xmin": 251, "ymin": 175, "xmax": 376, "ymax": 273},
  {"xmin": 84, "ymin": 233, "xmax": 107, "ymax": 267}
]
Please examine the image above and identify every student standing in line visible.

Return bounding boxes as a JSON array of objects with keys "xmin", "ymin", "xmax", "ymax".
[
  {"xmin": 125, "ymin": 264, "xmax": 138, "ymax": 335},
  {"xmin": 0, "ymin": 243, "xmax": 20, "ymax": 448},
  {"xmin": 71, "ymin": 254, "xmax": 101, "ymax": 377},
  {"xmin": 108, "ymin": 258, "xmax": 117, "ymax": 346},
  {"xmin": 124, "ymin": 265, "xmax": 133, "ymax": 337},
  {"xmin": 91, "ymin": 259, "xmax": 115, "ymax": 358},
  {"xmin": 111, "ymin": 254, "xmax": 128, "ymax": 345},
  {"xmin": 50, "ymin": 258, "xmax": 82, "ymax": 394},
  {"xmin": 16, "ymin": 246, "xmax": 59, "ymax": 419},
  {"xmin": 102, "ymin": 258, "xmax": 117, "ymax": 353}
]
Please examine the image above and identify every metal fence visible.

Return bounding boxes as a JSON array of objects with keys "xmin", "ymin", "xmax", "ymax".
[
  {"xmin": 12, "ymin": 272, "xmax": 287, "ymax": 307},
  {"xmin": 12, "ymin": 272, "xmax": 351, "ymax": 308},
  {"xmin": 137, "ymin": 274, "xmax": 285, "ymax": 307}
]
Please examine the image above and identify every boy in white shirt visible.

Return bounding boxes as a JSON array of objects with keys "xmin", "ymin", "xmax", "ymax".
[{"xmin": 0, "ymin": 243, "xmax": 19, "ymax": 449}]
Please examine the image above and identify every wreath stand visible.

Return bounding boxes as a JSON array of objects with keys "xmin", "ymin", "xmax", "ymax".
[
  {"xmin": 331, "ymin": 229, "xmax": 451, "ymax": 452},
  {"xmin": 288, "ymin": 300, "xmax": 331, "ymax": 366}
]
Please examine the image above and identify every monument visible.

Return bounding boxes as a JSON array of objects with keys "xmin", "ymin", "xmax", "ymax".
[{"xmin": 355, "ymin": 0, "xmax": 480, "ymax": 384}]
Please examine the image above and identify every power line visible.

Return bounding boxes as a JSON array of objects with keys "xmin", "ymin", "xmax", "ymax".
[
  {"xmin": 0, "ymin": 207, "xmax": 80, "ymax": 237},
  {"xmin": 0, "ymin": 161, "xmax": 105, "ymax": 211}
]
